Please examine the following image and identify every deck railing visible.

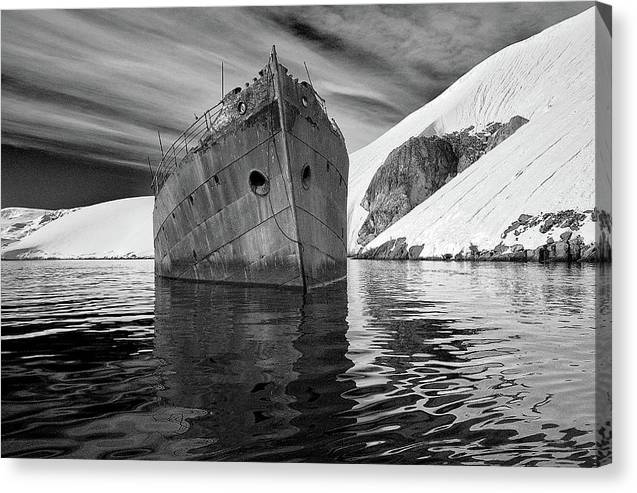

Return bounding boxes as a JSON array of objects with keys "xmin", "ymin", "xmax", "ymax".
[
  {"xmin": 152, "ymin": 101, "xmax": 224, "ymax": 194},
  {"xmin": 151, "ymin": 76, "xmax": 329, "ymax": 194}
]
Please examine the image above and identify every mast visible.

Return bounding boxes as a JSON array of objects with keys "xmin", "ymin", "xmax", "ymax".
[{"xmin": 270, "ymin": 45, "xmax": 307, "ymax": 292}]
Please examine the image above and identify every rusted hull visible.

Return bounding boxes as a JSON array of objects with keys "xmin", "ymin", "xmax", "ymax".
[{"xmin": 153, "ymin": 55, "xmax": 348, "ymax": 291}]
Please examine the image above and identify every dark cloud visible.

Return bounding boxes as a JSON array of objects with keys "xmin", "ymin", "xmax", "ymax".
[
  {"xmin": 1, "ymin": 2, "xmax": 593, "ymax": 208},
  {"xmin": 258, "ymin": 7, "xmax": 387, "ymax": 71},
  {"xmin": 327, "ymin": 91, "xmax": 405, "ymax": 131},
  {"xmin": 269, "ymin": 14, "xmax": 345, "ymax": 51}
]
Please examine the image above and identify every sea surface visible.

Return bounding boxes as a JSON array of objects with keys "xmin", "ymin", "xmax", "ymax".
[{"xmin": 1, "ymin": 259, "xmax": 611, "ymax": 466}]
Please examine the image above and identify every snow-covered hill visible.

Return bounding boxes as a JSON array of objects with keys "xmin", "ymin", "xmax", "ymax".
[
  {"xmin": 2, "ymin": 197, "xmax": 154, "ymax": 260},
  {"xmin": 1, "ymin": 207, "xmax": 76, "ymax": 247},
  {"xmin": 348, "ymin": 7, "xmax": 610, "ymax": 258}
]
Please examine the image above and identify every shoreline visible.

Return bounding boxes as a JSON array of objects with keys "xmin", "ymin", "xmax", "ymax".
[
  {"xmin": 1, "ymin": 256, "xmax": 611, "ymax": 264},
  {"xmin": 352, "ymin": 235, "xmax": 611, "ymax": 263},
  {"xmin": 349, "ymin": 256, "xmax": 611, "ymax": 264},
  {"xmin": 1, "ymin": 256, "xmax": 154, "ymax": 261}
]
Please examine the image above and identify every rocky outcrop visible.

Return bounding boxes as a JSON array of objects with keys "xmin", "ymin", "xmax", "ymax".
[
  {"xmin": 437, "ymin": 125, "xmax": 491, "ymax": 173},
  {"xmin": 357, "ymin": 235, "xmax": 601, "ymax": 263},
  {"xmin": 355, "ymin": 208, "xmax": 610, "ymax": 263},
  {"xmin": 468, "ymin": 234, "xmax": 589, "ymax": 263},
  {"xmin": 500, "ymin": 210, "xmax": 588, "ymax": 241},
  {"xmin": 485, "ymin": 115, "xmax": 529, "ymax": 152},
  {"xmin": 356, "ymin": 116, "xmax": 531, "ymax": 247},
  {"xmin": 356, "ymin": 237, "xmax": 410, "ymax": 260},
  {"xmin": 443, "ymin": 116, "xmax": 529, "ymax": 173},
  {"xmin": 357, "ymin": 136, "xmax": 458, "ymax": 246},
  {"xmin": 434, "ymin": 116, "xmax": 528, "ymax": 176}
]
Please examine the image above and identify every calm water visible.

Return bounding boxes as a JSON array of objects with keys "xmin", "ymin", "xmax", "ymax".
[{"xmin": 1, "ymin": 259, "xmax": 611, "ymax": 465}]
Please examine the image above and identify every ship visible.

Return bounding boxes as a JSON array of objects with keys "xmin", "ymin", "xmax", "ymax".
[{"xmin": 152, "ymin": 47, "xmax": 349, "ymax": 291}]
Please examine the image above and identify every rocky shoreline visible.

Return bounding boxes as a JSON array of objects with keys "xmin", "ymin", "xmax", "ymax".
[
  {"xmin": 353, "ymin": 235, "xmax": 606, "ymax": 262},
  {"xmin": 354, "ymin": 209, "xmax": 611, "ymax": 263}
]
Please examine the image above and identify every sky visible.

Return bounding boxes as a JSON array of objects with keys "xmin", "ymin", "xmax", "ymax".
[{"xmin": 1, "ymin": 1, "xmax": 592, "ymax": 209}]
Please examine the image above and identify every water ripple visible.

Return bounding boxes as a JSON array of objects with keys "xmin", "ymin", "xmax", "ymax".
[{"xmin": 1, "ymin": 259, "xmax": 611, "ymax": 465}]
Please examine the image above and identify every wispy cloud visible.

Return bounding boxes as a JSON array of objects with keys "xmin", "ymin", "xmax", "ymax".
[{"xmin": 1, "ymin": 3, "xmax": 591, "ymax": 176}]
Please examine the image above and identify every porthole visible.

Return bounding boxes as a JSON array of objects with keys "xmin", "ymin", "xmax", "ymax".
[
  {"xmin": 237, "ymin": 101, "xmax": 247, "ymax": 115},
  {"xmin": 249, "ymin": 170, "xmax": 270, "ymax": 196},
  {"xmin": 301, "ymin": 165, "xmax": 312, "ymax": 190},
  {"xmin": 301, "ymin": 96, "xmax": 308, "ymax": 108}
]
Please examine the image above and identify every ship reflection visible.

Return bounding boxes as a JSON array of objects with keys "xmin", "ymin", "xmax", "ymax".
[{"xmin": 153, "ymin": 278, "xmax": 355, "ymax": 461}]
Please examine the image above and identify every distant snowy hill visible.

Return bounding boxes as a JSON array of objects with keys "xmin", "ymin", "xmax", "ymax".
[
  {"xmin": 348, "ymin": 7, "xmax": 610, "ymax": 258},
  {"xmin": 2, "ymin": 197, "xmax": 154, "ymax": 260},
  {"xmin": 1, "ymin": 207, "xmax": 76, "ymax": 247}
]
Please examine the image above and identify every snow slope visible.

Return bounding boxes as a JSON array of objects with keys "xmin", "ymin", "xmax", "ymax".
[
  {"xmin": 349, "ymin": 7, "xmax": 607, "ymax": 256},
  {"xmin": 2, "ymin": 196, "xmax": 154, "ymax": 259},
  {"xmin": 1, "ymin": 207, "xmax": 77, "ymax": 247}
]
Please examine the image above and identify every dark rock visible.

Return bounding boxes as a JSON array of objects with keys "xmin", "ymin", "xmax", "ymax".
[
  {"xmin": 389, "ymin": 238, "xmax": 409, "ymax": 259},
  {"xmin": 518, "ymin": 213, "xmax": 533, "ymax": 224},
  {"xmin": 479, "ymin": 249, "xmax": 493, "ymax": 260},
  {"xmin": 493, "ymin": 242, "xmax": 507, "ymax": 254},
  {"xmin": 540, "ymin": 218, "xmax": 555, "ymax": 233},
  {"xmin": 553, "ymin": 241, "xmax": 570, "ymax": 261},
  {"xmin": 454, "ymin": 252, "xmax": 464, "ymax": 261},
  {"xmin": 547, "ymin": 242, "xmax": 558, "ymax": 261},
  {"xmin": 570, "ymin": 241, "xmax": 582, "ymax": 260},
  {"xmin": 546, "ymin": 236, "xmax": 555, "ymax": 245},
  {"xmin": 511, "ymin": 244, "xmax": 525, "ymax": 253},
  {"xmin": 501, "ymin": 213, "xmax": 540, "ymax": 240},
  {"xmin": 538, "ymin": 210, "xmax": 587, "ymax": 235},
  {"xmin": 493, "ymin": 252, "xmax": 512, "ymax": 261},
  {"xmin": 408, "ymin": 244, "xmax": 424, "ymax": 260},
  {"xmin": 526, "ymin": 249, "xmax": 539, "ymax": 262},
  {"xmin": 581, "ymin": 245, "xmax": 597, "ymax": 262},
  {"xmin": 359, "ymin": 237, "xmax": 410, "ymax": 260},
  {"xmin": 436, "ymin": 126, "xmax": 493, "ymax": 174},
  {"xmin": 357, "ymin": 239, "xmax": 389, "ymax": 259},
  {"xmin": 358, "ymin": 136, "xmax": 458, "ymax": 245},
  {"xmin": 538, "ymin": 245, "xmax": 550, "ymax": 262},
  {"xmin": 560, "ymin": 230, "xmax": 573, "ymax": 242},
  {"xmin": 485, "ymin": 115, "xmax": 529, "ymax": 152},
  {"xmin": 485, "ymin": 121, "xmax": 501, "ymax": 133},
  {"xmin": 457, "ymin": 154, "xmax": 474, "ymax": 174},
  {"xmin": 511, "ymin": 250, "xmax": 527, "ymax": 261}
]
